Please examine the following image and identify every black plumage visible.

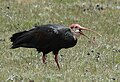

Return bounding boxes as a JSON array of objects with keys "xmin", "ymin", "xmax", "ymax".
[
  {"xmin": 10, "ymin": 24, "xmax": 101, "ymax": 69},
  {"xmin": 10, "ymin": 24, "xmax": 77, "ymax": 53},
  {"xmin": 10, "ymin": 24, "xmax": 77, "ymax": 69}
]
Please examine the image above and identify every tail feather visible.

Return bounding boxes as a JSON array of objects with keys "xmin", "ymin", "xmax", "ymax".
[
  {"xmin": 10, "ymin": 31, "xmax": 28, "ymax": 49},
  {"xmin": 10, "ymin": 31, "xmax": 27, "ymax": 42},
  {"xmin": 10, "ymin": 45, "xmax": 19, "ymax": 49}
]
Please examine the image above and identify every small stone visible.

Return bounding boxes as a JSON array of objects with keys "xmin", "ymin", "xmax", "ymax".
[
  {"xmin": 97, "ymin": 52, "xmax": 100, "ymax": 55},
  {"xmin": 83, "ymin": 9, "xmax": 86, "ymax": 12},
  {"xmin": 111, "ymin": 78, "xmax": 115, "ymax": 80},
  {"xmin": 96, "ymin": 55, "xmax": 100, "ymax": 58},
  {"xmin": 91, "ymin": 50, "xmax": 94, "ymax": 53},
  {"xmin": 87, "ymin": 52, "xmax": 90, "ymax": 55},
  {"xmin": 85, "ymin": 69, "xmax": 88, "ymax": 72},
  {"xmin": 7, "ymin": 6, "xmax": 10, "ymax": 9}
]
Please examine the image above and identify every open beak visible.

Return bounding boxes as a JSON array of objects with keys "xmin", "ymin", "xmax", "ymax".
[
  {"xmin": 78, "ymin": 27, "xmax": 101, "ymax": 44},
  {"xmin": 79, "ymin": 30, "xmax": 90, "ymax": 39},
  {"xmin": 79, "ymin": 26, "xmax": 102, "ymax": 37}
]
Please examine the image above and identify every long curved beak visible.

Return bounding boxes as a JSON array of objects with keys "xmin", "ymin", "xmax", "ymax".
[
  {"xmin": 79, "ymin": 31, "xmax": 90, "ymax": 39},
  {"xmin": 79, "ymin": 27, "xmax": 102, "ymax": 37}
]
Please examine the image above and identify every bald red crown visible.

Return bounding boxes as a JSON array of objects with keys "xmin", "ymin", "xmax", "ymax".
[{"xmin": 69, "ymin": 24, "xmax": 81, "ymax": 29}]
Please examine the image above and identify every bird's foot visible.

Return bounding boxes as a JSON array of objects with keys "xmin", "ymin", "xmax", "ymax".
[{"xmin": 55, "ymin": 54, "xmax": 60, "ymax": 70}]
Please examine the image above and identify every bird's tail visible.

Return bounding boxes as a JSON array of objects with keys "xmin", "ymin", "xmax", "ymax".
[
  {"xmin": 10, "ymin": 31, "xmax": 27, "ymax": 42},
  {"xmin": 10, "ymin": 31, "xmax": 27, "ymax": 49}
]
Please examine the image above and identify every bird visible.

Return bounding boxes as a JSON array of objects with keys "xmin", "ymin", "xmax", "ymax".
[{"xmin": 10, "ymin": 24, "xmax": 101, "ymax": 69}]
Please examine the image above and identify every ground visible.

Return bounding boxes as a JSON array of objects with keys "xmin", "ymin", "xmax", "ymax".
[{"xmin": 0, "ymin": 0, "xmax": 120, "ymax": 82}]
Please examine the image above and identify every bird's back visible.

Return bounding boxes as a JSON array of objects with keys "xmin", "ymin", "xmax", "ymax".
[{"xmin": 10, "ymin": 24, "xmax": 76, "ymax": 54}]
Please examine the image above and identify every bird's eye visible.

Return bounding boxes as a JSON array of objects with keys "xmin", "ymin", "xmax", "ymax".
[{"xmin": 75, "ymin": 26, "xmax": 77, "ymax": 28}]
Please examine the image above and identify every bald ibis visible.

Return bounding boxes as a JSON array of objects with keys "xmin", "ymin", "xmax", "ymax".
[{"xmin": 10, "ymin": 24, "xmax": 100, "ymax": 69}]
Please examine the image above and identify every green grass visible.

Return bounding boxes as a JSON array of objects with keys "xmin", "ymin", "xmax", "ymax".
[{"xmin": 0, "ymin": 0, "xmax": 120, "ymax": 82}]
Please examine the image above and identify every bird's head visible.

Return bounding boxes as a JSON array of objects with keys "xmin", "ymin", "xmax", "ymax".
[{"xmin": 70, "ymin": 24, "xmax": 101, "ymax": 39}]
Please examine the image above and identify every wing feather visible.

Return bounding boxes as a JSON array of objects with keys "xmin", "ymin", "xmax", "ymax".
[{"xmin": 11, "ymin": 25, "xmax": 59, "ymax": 49}]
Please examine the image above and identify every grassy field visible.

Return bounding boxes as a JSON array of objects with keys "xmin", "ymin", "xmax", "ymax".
[{"xmin": 0, "ymin": 0, "xmax": 120, "ymax": 82}]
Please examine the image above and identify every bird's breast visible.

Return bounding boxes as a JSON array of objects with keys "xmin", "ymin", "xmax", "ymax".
[{"xmin": 61, "ymin": 31, "xmax": 77, "ymax": 48}]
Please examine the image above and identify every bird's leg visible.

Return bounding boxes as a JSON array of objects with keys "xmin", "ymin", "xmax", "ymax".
[
  {"xmin": 54, "ymin": 53, "xmax": 60, "ymax": 70},
  {"xmin": 42, "ymin": 54, "xmax": 47, "ymax": 64}
]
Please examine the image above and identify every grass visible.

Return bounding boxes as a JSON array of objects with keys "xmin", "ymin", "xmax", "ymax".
[{"xmin": 0, "ymin": 0, "xmax": 120, "ymax": 82}]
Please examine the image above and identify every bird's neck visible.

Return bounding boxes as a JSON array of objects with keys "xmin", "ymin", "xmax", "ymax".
[
  {"xmin": 73, "ymin": 35, "xmax": 77, "ymax": 40},
  {"xmin": 73, "ymin": 35, "xmax": 78, "ymax": 45},
  {"xmin": 71, "ymin": 30, "xmax": 80, "ymax": 40}
]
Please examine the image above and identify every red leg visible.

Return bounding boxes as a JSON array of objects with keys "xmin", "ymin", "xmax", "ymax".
[
  {"xmin": 42, "ymin": 54, "xmax": 46, "ymax": 64},
  {"xmin": 55, "ymin": 54, "xmax": 60, "ymax": 69}
]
